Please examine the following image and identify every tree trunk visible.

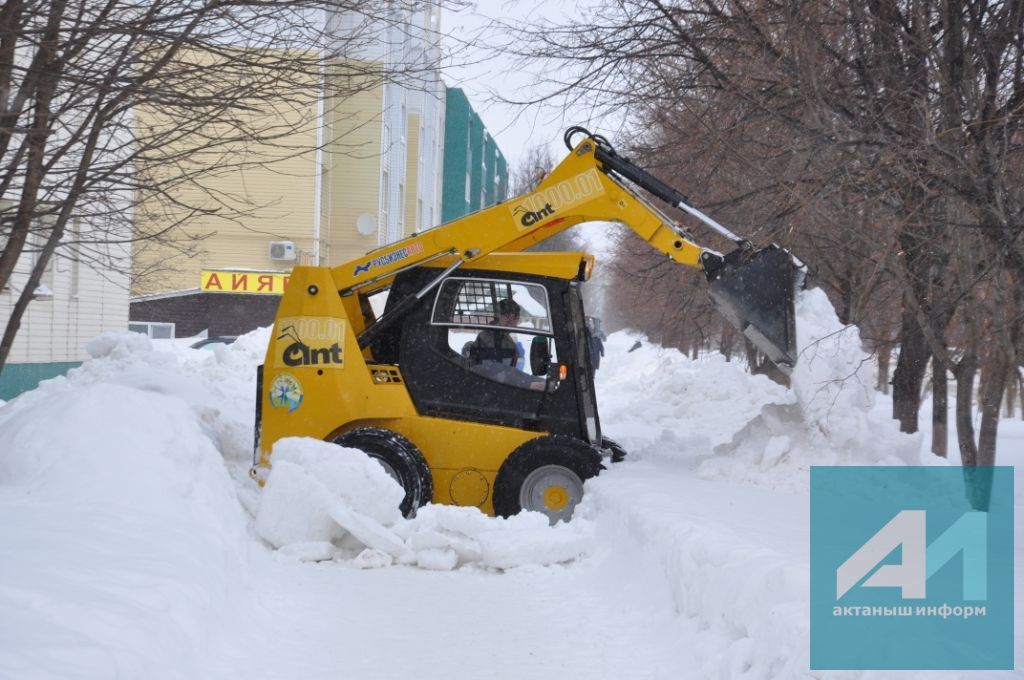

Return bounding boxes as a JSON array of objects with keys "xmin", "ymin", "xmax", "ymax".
[
  {"xmin": 877, "ymin": 343, "xmax": 891, "ymax": 394},
  {"xmin": 977, "ymin": 354, "xmax": 1009, "ymax": 466},
  {"xmin": 0, "ymin": 0, "xmax": 64, "ymax": 292},
  {"xmin": 720, "ymin": 322, "xmax": 735, "ymax": 361},
  {"xmin": 1004, "ymin": 370, "xmax": 1017, "ymax": 417},
  {"xmin": 931, "ymin": 356, "xmax": 947, "ymax": 457},
  {"xmin": 954, "ymin": 351, "xmax": 979, "ymax": 467},
  {"xmin": 892, "ymin": 310, "xmax": 932, "ymax": 433}
]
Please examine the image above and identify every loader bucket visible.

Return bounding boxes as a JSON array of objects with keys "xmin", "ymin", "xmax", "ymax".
[{"xmin": 706, "ymin": 244, "xmax": 800, "ymax": 372}]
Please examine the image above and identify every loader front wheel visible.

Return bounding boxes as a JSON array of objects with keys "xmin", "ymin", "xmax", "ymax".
[
  {"xmin": 492, "ymin": 436, "xmax": 603, "ymax": 524},
  {"xmin": 333, "ymin": 428, "xmax": 433, "ymax": 518}
]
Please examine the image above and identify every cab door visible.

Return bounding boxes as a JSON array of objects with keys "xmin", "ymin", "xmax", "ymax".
[
  {"xmin": 395, "ymin": 269, "xmax": 590, "ymax": 439},
  {"xmin": 565, "ymin": 281, "xmax": 602, "ymax": 444}
]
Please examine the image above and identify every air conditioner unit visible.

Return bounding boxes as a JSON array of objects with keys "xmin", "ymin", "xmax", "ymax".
[{"xmin": 268, "ymin": 241, "xmax": 296, "ymax": 262}]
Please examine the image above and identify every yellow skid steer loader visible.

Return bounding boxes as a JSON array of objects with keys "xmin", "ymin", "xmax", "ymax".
[{"xmin": 254, "ymin": 128, "xmax": 801, "ymax": 523}]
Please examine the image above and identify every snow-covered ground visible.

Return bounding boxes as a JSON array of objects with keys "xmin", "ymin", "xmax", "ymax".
[{"xmin": 0, "ymin": 289, "xmax": 1021, "ymax": 679}]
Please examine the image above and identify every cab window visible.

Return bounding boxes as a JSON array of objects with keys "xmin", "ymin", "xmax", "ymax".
[{"xmin": 432, "ymin": 278, "xmax": 559, "ymax": 390}]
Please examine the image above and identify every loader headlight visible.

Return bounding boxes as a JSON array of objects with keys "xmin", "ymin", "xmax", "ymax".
[{"xmin": 578, "ymin": 256, "xmax": 595, "ymax": 281}]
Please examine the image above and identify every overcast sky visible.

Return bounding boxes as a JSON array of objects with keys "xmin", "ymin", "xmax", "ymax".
[
  {"xmin": 437, "ymin": 1, "xmax": 622, "ymax": 258},
  {"xmin": 439, "ymin": 1, "xmax": 617, "ymax": 173}
]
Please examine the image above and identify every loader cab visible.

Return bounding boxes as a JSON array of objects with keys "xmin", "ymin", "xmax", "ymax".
[{"xmin": 371, "ymin": 258, "xmax": 601, "ymax": 444}]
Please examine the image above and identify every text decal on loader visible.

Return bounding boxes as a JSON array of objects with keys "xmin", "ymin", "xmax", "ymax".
[
  {"xmin": 510, "ymin": 169, "xmax": 603, "ymax": 229},
  {"xmin": 274, "ymin": 316, "xmax": 347, "ymax": 369}
]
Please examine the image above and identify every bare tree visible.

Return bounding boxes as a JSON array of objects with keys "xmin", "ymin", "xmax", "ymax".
[
  {"xmin": 0, "ymin": 0, "xmax": 460, "ymax": 373},
  {"xmin": 504, "ymin": 0, "xmax": 1024, "ymax": 463},
  {"xmin": 510, "ymin": 143, "xmax": 554, "ymax": 196}
]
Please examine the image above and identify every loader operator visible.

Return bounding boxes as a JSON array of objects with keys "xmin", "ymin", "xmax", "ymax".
[{"xmin": 463, "ymin": 299, "xmax": 546, "ymax": 391}]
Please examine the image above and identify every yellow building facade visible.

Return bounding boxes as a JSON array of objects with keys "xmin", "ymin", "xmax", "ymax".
[
  {"xmin": 131, "ymin": 62, "xmax": 440, "ymax": 301},
  {"xmin": 130, "ymin": 1, "xmax": 450, "ymax": 338}
]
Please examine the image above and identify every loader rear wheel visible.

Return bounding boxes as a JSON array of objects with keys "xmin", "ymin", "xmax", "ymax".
[
  {"xmin": 333, "ymin": 428, "xmax": 433, "ymax": 518},
  {"xmin": 492, "ymin": 436, "xmax": 603, "ymax": 524}
]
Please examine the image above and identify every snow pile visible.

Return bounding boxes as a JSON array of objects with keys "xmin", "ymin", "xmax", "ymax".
[
  {"xmin": 790, "ymin": 287, "xmax": 879, "ymax": 441},
  {"xmin": 0, "ymin": 381, "xmax": 254, "ymax": 679},
  {"xmin": 594, "ymin": 331, "xmax": 791, "ymax": 457},
  {"xmin": 85, "ymin": 329, "xmax": 155, "ymax": 358},
  {"xmin": 697, "ymin": 287, "xmax": 920, "ymax": 487},
  {"xmin": 1, "ymin": 329, "xmax": 600, "ymax": 677},
  {"xmin": 590, "ymin": 302, "xmax": 999, "ymax": 678},
  {"xmin": 589, "ymin": 313, "xmax": 897, "ymax": 677},
  {"xmin": 255, "ymin": 437, "xmax": 594, "ymax": 570},
  {"xmin": 71, "ymin": 328, "xmax": 269, "ymax": 488}
]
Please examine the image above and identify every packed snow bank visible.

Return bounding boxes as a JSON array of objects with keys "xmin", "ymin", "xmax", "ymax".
[
  {"xmin": 698, "ymin": 287, "xmax": 921, "ymax": 488},
  {"xmin": 0, "ymin": 330, "xmax": 274, "ymax": 679},
  {"xmin": 590, "ymin": 316, "xmax": 923, "ymax": 678},
  {"xmin": 595, "ymin": 331, "xmax": 791, "ymax": 456},
  {"xmin": 255, "ymin": 437, "xmax": 594, "ymax": 570},
  {"xmin": 11, "ymin": 328, "xmax": 594, "ymax": 574},
  {"xmin": 592, "ymin": 331, "xmax": 814, "ymax": 677},
  {"xmin": 0, "ymin": 380, "xmax": 254, "ymax": 679},
  {"xmin": 581, "ymin": 477, "xmax": 811, "ymax": 678},
  {"xmin": 42, "ymin": 332, "xmax": 597, "ymax": 574}
]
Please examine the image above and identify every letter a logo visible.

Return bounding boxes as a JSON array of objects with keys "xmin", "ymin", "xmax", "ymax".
[
  {"xmin": 837, "ymin": 510, "xmax": 927, "ymax": 599},
  {"xmin": 836, "ymin": 510, "xmax": 987, "ymax": 601}
]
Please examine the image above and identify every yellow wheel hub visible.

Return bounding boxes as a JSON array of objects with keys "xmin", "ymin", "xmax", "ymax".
[{"xmin": 543, "ymin": 484, "xmax": 570, "ymax": 511}]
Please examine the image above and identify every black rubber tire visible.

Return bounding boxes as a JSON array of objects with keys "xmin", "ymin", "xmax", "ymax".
[
  {"xmin": 332, "ymin": 427, "xmax": 433, "ymax": 518},
  {"xmin": 601, "ymin": 436, "xmax": 628, "ymax": 463},
  {"xmin": 492, "ymin": 435, "xmax": 604, "ymax": 522}
]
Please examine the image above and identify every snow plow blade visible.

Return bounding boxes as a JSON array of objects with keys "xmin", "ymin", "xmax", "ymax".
[{"xmin": 706, "ymin": 244, "xmax": 800, "ymax": 372}]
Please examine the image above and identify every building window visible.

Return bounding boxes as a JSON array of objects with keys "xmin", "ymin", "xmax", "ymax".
[
  {"xmin": 465, "ymin": 171, "xmax": 471, "ymax": 203},
  {"xmin": 381, "ymin": 169, "xmax": 390, "ymax": 239},
  {"xmin": 30, "ymin": 229, "xmax": 54, "ymax": 291},
  {"xmin": 398, "ymin": 181, "xmax": 405, "ymax": 231},
  {"xmin": 129, "ymin": 321, "xmax": 175, "ymax": 339},
  {"xmin": 400, "ymin": 101, "xmax": 407, "ymax": 144},
  {"xmin": 69, "ymin": 217, "xmax": 80, "ymax": 298}
]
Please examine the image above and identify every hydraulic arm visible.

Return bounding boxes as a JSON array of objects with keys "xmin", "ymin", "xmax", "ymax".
[{"xmin": 336, "ymin": 128, "xmax": 799, "ymax": 371}]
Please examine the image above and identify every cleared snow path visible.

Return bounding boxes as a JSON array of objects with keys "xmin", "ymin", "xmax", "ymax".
[{"xmin": 243, "ymin": 548, "xmax": 696, "ymax": 679}]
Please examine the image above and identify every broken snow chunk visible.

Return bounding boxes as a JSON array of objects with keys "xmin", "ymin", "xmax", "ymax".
[
  {"xmin": 352, "ymin": 548, "xmax": 394, "ymax": 569},
  {"xmin": 327, "ymin": 500, "xmax": 413, "ymax": 562},
  {"xmin": 760, "ymin": 436, "xmax": 790, "ymax": 468},
  {"xmin": 415, "ymin": 548, "xmax": 459, "ymax": 571},
  {"xmin": 255, "ymin": 438, "xmax": 597, "ymax": 571},
  {"xmin": 272, "ymin": 437, "xmax": 404, "ymax": 526},
  {"xmin": 277, "ymin": 541, "xmax": 338, "ymax": 562},
  {"xmin": 86, "ymin": 331, "xmax": 153, "ymax": 359},
  {"xmin": 408, "ymin": 528, "xmax": 452, "ymax": 552},
  {"xmin": 478, "ymin": 521, "xmax": 594, "ymax": 570},
  {"xmin": 255, "ymin": 460, "xmax": 346, "ymax": 548}
]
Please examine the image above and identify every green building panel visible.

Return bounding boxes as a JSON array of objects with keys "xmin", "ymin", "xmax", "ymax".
[
  {"xmin": 0, "ymin": 361, "xmax": 82, "ymax": 401},
  {"xmin": 495, "ymin": 153, "xmax": 508, "ymax": 204},
  {"xmin": 441, "ymin": 87, "xmax": 508, "ymax": 223},
  {"xmin": 441, "ymin": 88, "xmax": 471, "ymax": 223},
  {"xmin": 468, "ymin": 112, "xmax": 484, "ymax": 212},
  {"xmin": 483, "ymin": 134, "xmax": 496, "ymax": 207}
]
